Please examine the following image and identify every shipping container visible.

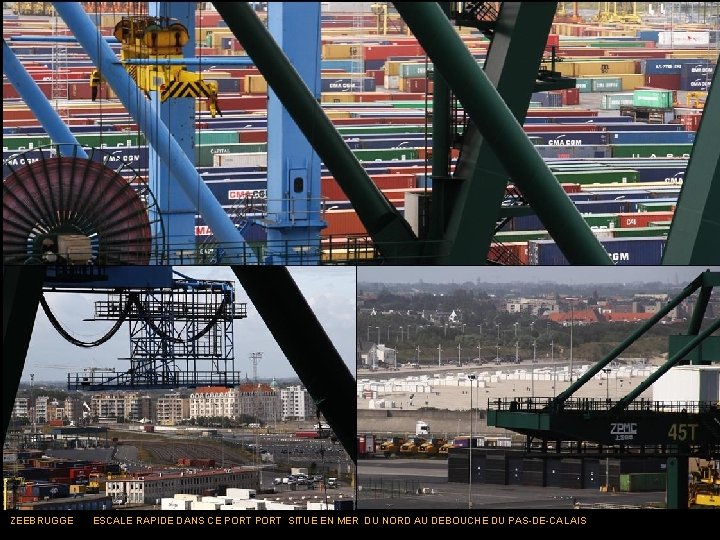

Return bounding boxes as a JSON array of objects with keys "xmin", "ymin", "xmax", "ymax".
[
  {"xmin": 529, "ymin": 237, "xmax": 665, "ymax": 265},
  {"xmin": 611, "ymin": 144, "xmax": 692, "ymax": 158},
  {"xmin": 619, "ymin": 473, "xmax": 667, "ymax": 492},
  {"xmin": 601, "ymin": 92, "xmax": 635, "ymax": 109},
  {"xmin": 633, "ymin": 89, "xmax": 674, "ymax": 108},
  {"xmin": 591, "ymin": 77, "xmax": 623, "ymax": 92},
  {"xmin": 609, "ymin": 131, "xmax": 695, "ymax": 144}
]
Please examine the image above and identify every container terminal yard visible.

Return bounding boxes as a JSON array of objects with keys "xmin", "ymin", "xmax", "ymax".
[
  {"xmin": 356, "ymin": 267, "xmax": 719, "ymax": 509},
  {"xmin": 2, "ymin": 264, "xmax": 356, "ymax": 511},
  {"xmin": 2, "ymin": 2, "xmax": 719, "ymax": 265}
]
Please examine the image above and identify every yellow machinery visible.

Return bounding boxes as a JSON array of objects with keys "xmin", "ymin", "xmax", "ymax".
[
  {"xmin": 685, "ymin": 91, "xmax": 708, "ymax": 109},
  {"xmin": 418, "ymin": 438, "xmax": 447, "ymax": 457},
  {"xmin": 596, "ymin": 2, "xmax": 641, "ymax": 24},
  {"xmin": 99, "ymin": 16, "xmax": 221, "ymax": 117},
  {"xmin": 690, "ymin": 460, "xmax": 720, "ymax": 507},
  {"xmin": 400, "ymin": 437, "xmax": 426, "ymax": 456},
  {"xmin": 3, "ymin": 477, "xmax": 23, "ymax": 511},
  {"xmin": 380, "ymin": 436, "xmax": 406, "ymax": 457},
  {"xmin": 87, "ymin": 472, "xmax": 107, "ymax": 494},
  {"xmin": 438, "ymin": 440, "xmax": 455, "ymax": 457}
]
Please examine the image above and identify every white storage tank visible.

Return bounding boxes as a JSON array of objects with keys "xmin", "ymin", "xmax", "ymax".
[{"xmin": 652, "ymin": 365, "xmax": 720, "ymax": 408}]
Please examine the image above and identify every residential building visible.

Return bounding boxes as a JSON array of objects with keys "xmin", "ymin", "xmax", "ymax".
[
  {"xmin": 90, "ymin": 393, "xmax": 152, "ymax": 421},
  {"xmin": 155, "ymin": 393, "xmax": 190, "ymax": 425},
  {"xmin": 280, "ymin": 385, "xmax": 316, "ymax": 421},
  {"xmin": 237, "ymin": 383, "xmax": 281, "ymax": 426},
  {"xmin": 12, "ymin": 397, "xmax": 29, "ymax": 420},
  {"xmin": 189, "ymin": 386, "xmax": 237, "ymax": 419},
  {"xmin": 34, "ymin": 396, "xmax": 49, "ymax": 424}
]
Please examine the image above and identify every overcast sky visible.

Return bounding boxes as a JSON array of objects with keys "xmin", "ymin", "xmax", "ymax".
[
  {"xmin": 358, "ymin": 266, "xmax": 718, "ymax": 285},
  {"xmin": 23, "ymin": 267, "xmax": 356, "ymax": 384}
]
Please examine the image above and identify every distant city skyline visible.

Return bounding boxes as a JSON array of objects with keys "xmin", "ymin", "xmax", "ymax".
[
  {"xmin": 20, "ymin": 267, "xmax": 356, "ymax": 384},
  {"xmin": 358, "ymin": 267, "xmax": 717, "ymax": 285}
]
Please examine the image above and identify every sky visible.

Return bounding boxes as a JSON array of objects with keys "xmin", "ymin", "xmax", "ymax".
[
  {"xmin": 358, "ymin": 266, "xmax": 718, "ymax": 285},
  {"xmin": 22, "ymin": 266, "xmax": 356, "ymax": 384}
]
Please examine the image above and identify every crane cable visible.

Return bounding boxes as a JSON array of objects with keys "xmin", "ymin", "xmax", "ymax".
[{"xmin": 40, "ymin": 291, "xmax": 134, "ymax": 347}]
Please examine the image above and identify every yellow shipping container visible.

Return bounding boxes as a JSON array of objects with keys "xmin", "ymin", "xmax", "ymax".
[
  {"xmin": 326, "ymin": 110, "xmax": 351, "ymax": 120},
  {"xmin": 541, "ymin": 61, "xmax": 576, "ymax": 77},
  {"xmin": 573, "ymin": 60, "xmax": 637, "ymax": 76},
  {"xmin": 619, "ymin": 73, "xmax": 645, "ymax": 91},
  {"xmin": 211, "ymin": 31, "xmax": 235, "ymax": 50},
  {"xmin": 321, "ymin": 92, "xmax": 356, "ymax": 103},
  {"xmin": 69, "ymin": 485, "xmax": 86, "ymax": 494},
  {"xmin": 322, "ymin": 44, "xmax": 363, "ymax": 59},
  {"xmin": 244, "ymin": 75, "xmax": 267, "ymax": 95},
  {"xmin": 384, "ymin": 60, "xmax": 402, "ymax": 76},
  {"xmin": 668, "ymin": 51, "xmax": 719, "ymax": 60}
]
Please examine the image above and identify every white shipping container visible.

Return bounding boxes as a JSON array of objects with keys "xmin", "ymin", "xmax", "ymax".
[
  {"xmin": 213, "ymin": 152, "xmax": 267, "ymax": 168},
  {"xmin": 161, "ymin": 498, "xmax": 190, "ymax": 510},
  {"xmin": 190, "ymin": 501, "xmax": 221, "ymax": 510},
  {"xmin": 173, "ymin": 493, "xmax": 200, "ymax": 502},
  {"xmin": 652, "ymin": 366, "xmax": 720, "ymax": 406},
  {"xmin": 220, "ymin": 505, "xmax": 245, "ymax": 510},
  {"xmin": 383, "ymin": 75, "xmax": 400, "ymax": 89},
  {"xmin": 226, "ymin": 488, "xmax": 256, "ymax": 500},
  {"xmin": 658, "ymin": 31, "xmax": 710, "ymax": 46}
]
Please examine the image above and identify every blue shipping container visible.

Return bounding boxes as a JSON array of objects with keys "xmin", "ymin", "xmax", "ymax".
[
  {"xmin": 529, "ymin": 238, "xmax": 665, "ymax": 265},
  {"xmin": 533, "ymin": 132, "xmax": 609, "ymax": 145},
  {"xmin": 608, "ymin": 131, "xmax": 696, "ymax": 144},
  {"xmin": 643, "ymin": 58, "xmax": 710, "ymax": 75},
  {"xmin": 321, "ymin": 77, "xmax": 376, "ymax": 92}
]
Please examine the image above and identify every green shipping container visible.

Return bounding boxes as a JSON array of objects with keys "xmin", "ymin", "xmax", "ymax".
[
  {"xmin": 637, "ymin": 202, "xmax": 677, "ymax": 212},
  {"xmin": 582, "ymin": 213, "xmax": 620, "ymax": 229},
  {"xmin": 612, "ymin": 226, "xmax": 670, "ymax": 238},
  {"xmin": 591, "ymin": 77, "xmax": 623, "ymax": 92},
  {"xmin": 611, "ymin": 144, "xmax": 693, "ymax": 158},
  {"xmin": 633, "ymin": 89, "xmax": 674, "ymax": 108},
  {"xmin": 619, "ymin": 473, "xmax": 666, "ymax": 492},
  {"xmin": 494, "ymin": 230, "xmax": 550, "ymax": 243},
  {"xmin": 575, "ymin": 78, "xmax": 592, "ymax": 93},
  {"xmin": 354, "ymin": 148, "xmax": 419, "ymax": 161},
  {"xmin": 399, "ymin": 62, "xmax": 432, "ymax": 79},
  {"xmin": 601, "ymin": 93, "xmax": 634, "ymax": 110}
]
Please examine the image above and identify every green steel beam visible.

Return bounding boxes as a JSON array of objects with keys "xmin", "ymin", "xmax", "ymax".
[
  {"xmin": 663, "ymin": 67, "xmax": 720, "ymax": 264},
  {"xmin": 687, "ymin": 286, "xmax": 712, "ymax": 335},
  {"xmin": 214, "ymin": 2, "xmax": 419, "ymax": 262},
  {"xmin": 441, "ymin": 2, "xmax": 558, "ymax": 264},
  {"xmin": 553, "ymin": 271, "xmax": 709, "ymax": 408},
  {"xmin": 230, "ymin": 266, "xmax": 356, "ymax": 464},
  {"xmin": 428, "ymin": 1, "xmax": 453, "ymax": 245},
  {"xmin": 666, "ymin": 456, "xmax": 689, "ymax": 509},
  {"xmin": 394, "ymin": 2, "xmax": 611, "ymax": 265},
  {"xmin": 613, "ymin": 317, "xmax": 720, "ymax": 411},
  {"xmin": 2, "ymin": 266, "xmax": 45, "ymax": 442}
]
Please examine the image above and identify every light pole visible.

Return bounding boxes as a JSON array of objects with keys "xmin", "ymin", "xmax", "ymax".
[
  {"xmin": 416, "ymin": 345, "xmax": 421, "ymax": 366},
  {"xmin": 551, "ymin": 339, "xmax": 556, "ymax": 397},
  {"xmin": 438, "ymin": 344, "xmax": 442, "ymax": 367},
  {"xmin": 457, "ymin": 343, "xmax": 462, "ymax": 367},
  {"xmin": 532, "ymin": 338, "xmax": 537, "ymax": 399},
  {"xmin": 468, "ymin": 374, "xmax": 476, "ymax": 509},
  {"xmin": 376, "ymin": 326, "xmax": 380, "ymax": 345},
  {"xmin": 513, "ymin": 322, "xmax": 518, "ymax": 340},
  {"xmin": 399, "ymin": 326, "xmax": 403, "ymax": 343},
  {"xmin": 495, "ymin": 324, "xmax": 500, "ymax": 363},
  {"xmin": 367, "ymin": 325, "xmax": 371, "ymax": 341},
  {"xmin": 603, "ymin": 368, "xmax": 611, "ymax": 402},
  {"xmin": 569, "ymin": 304, "xmax": 574, "ymax": 383}
]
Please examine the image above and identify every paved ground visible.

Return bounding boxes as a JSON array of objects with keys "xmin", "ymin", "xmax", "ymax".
[{"xmin": 357, "ymin": 459, "xmax": 664, "ymax": 510}]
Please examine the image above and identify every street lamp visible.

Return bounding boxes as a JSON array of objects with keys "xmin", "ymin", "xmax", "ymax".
[
  {"xmin": 416, "ymin": 345, "xmax": 421, "ymax": 366},
  {"xmin": 437, "ymin": 344, "xmax": 442, "ymax": 367},
  {"xmin": 457, "ymin": 343, "xmax": 462, "ymax": 367},
  {"xmin": 603, "ymin": 368, "xmax": 611, "ymax": 403},
  {"xmin": 367, "ymin": 325, "xmax": 371, "ymax": 342},
  {"xmin": 468, "ymin": 374, "xmax": 476, "ymax": 509},
  {"xmin": 376, "ymin": 326, "xmax": 380, "ymax": 345},
  {"xmin": 495, "ymin": 324, "xmax": 500, "ymax": 363},
  {"xmin": 399, "ymin": 326, "xmax": 403, "ymax": 343}
]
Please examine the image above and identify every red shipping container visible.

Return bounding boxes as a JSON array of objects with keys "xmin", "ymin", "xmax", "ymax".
[
  {"xmin": 644, "ymin": 74, "xmax": 681, "ymax": 91},
  {"xmin": 526, "ymin": 109, "xmax": 597, "ymax": 117},
  {"xmin": 238, "ymin": 129, "xmax": 267, "ymax": 143},
  {"xmin": 545, "ymin": 34, "xmax": 560, "ymax": 50},
  {"xmin": 559, "ymin": 87, "xmax": 580, "ymax": 106},
  {"xmin": 618, "ymin": 211, "xmax": 674, "ymax": 228},
  {"xmin": 367, "ymin": 69, "xmax": 385, "ymax": 87},
  {"xmin": 487, "ymin": 242, "xmax": 528, "ymax": 265},
  {"xmin": 678, "ymin": 114, "xmax": 702, "ymax": 132},
  {"xmin": 323, "ymin": 210, "xmax": 367, "ymax": 236}
]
